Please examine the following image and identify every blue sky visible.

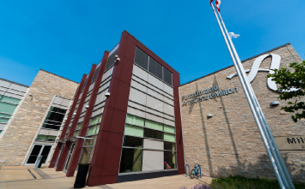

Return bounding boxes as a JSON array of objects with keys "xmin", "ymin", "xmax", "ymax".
[{"xmin": 0, "ymin": 0, "xmax": 304, "ymax": 86}]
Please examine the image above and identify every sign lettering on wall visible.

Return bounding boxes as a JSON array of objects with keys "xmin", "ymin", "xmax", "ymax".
[
  {"xmin": 226, "ymin": 53, "xmax": 297, "ymax": 92},
  {"xmin": 181, "ymin": 85, "xmax": 238, "ymax": 107},
  {"xmin": 274, "ymin": 136, "xmax": 305, "ymax": 151}
]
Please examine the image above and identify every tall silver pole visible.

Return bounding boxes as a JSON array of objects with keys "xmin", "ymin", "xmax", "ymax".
[
  {"xmin": 209, "ymin": 3, "xmax": 294, "ymax": 189},
  {"xmin": 216, "ymin": 10, "xmax": 295, "ymax": 189}
]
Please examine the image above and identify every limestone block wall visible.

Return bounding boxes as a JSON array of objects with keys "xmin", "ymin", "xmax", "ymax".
[
  {"xmin": 0, "ymin": 70, "xmax": 78, "ymax": 165},
  {"xmin": 179, "ymin": 44, "xmax": 305, "ymax": 181}
]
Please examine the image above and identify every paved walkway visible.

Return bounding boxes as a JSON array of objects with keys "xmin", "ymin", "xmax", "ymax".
[{"xmin": 0, "ymin": 165, "xmax": 213, "ymax": 189}]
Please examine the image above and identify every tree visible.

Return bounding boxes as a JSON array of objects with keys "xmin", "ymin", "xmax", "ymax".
[{"xmin": 267, "ymin": 60, "xmax": 305, "ymax": 122}]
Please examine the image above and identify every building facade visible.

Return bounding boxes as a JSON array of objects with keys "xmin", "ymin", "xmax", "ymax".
[
  {"xmin": 0, "ymin": 78, "xmax": 29, "ymax": 138},
  {"xmin": 49, "ymin": 31, "xmax": 185, "ymax": 186},
  {"xmin": 0, "ymin": 70, "xmax": 78, "ymax": 166},
  {"xmin": 179, "ymin": 43, "xmax": 305, "ymax": 181}
]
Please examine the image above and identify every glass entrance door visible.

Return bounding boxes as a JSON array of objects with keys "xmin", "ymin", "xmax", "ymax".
[{"xmin": 26, "ymin": 144, "xmax": 52, "ymax": 165}]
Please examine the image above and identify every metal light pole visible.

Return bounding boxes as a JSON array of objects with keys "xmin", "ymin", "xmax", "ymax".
[{"xmin": 209, "ymin": 2, "xmax": 295, "ymax": 189}]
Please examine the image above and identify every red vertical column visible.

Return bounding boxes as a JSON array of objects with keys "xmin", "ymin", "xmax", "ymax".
[
  {"xmin": 56, "ymin": 65, "xmax": 96, "ymax": 171},
  {"xmin": 173, "ymin": 74, "xmax": 185, "ymax": 174},
  {"xmin": 87, "ymin": 31, "xmax": 136, "ymax": 186},
  {"xmin": 49, "ymin": 74, "xmax": 87, "ymax": 168},
  {"xmin": 66, "ymin": 51, "xmax": 109, "ymax": 177}
]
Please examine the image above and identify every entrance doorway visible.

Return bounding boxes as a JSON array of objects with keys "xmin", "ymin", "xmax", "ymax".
[
  {"xmin": 63, "ymin": 143, "xmax": 75, "ymax": 173},
  {"xmin": 25, "ymin": 144, "xmax": 52, "ymax": 165}
]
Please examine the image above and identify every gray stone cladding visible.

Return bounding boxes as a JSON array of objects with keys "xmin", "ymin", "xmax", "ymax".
[
  {"xmin": 0, "ymin": 70, "xmax": 78, "ymax": 165},
  {"xmin": 179, "ymin": 44, "xmax": 305, "ymax": 181}
]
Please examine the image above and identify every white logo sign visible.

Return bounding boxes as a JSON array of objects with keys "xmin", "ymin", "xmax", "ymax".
[{"xmin": 227, "ymin": 53, "xmax": 296, "ymax": 92}]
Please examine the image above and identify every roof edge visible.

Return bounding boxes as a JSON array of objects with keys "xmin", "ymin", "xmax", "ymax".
[
  {"xmin": 0, "ymin": 77, "xmax": 30, "ymax": 88},
  {"xmin": 180, "ymin": 43, "xmax": 291, "ymax": 87},
  {"xmin": 39, "ymin": 69, "xmax": 79, "ymax": 84}
]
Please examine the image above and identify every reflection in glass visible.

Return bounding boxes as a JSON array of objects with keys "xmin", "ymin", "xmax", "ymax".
[
  {"xmin": 119, "ymin": 148, "xmax": 142, "ymax": 173},
  {"xmin": 164, "ymin": 151, "xmax": 176, "ymax": 169},
  {"xmin": 144, "ymin": 128, "xmax": 163, "ymax": 140},
  {"xmin": 123, "ymin": 136, "xmax": 143, "ymax": 148}
]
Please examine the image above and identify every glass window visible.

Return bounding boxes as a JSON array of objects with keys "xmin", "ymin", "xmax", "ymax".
[
  {"xmin": 0, "ymin": 130, "xmax": 2, "ymax": 135},
  {"xmin": 36, "ymin": 135, "xmax": 47, "ymax": 141},
  {"xmin": 163, "ymin": 67, "xmax": 173, "ymax": 86},
  {"xmin": 0, "ymin": 117, "xmax": 9, "ymax": 123},
  {"xmin": 0, "ymin": 102, "xmax": 17, "ymax": 114},
  {"xmin": 46, "ymin": 136, "xmax": 56, "ymax": 142},
  {"xmin": 125, "ymin": 124, "xmax": 144, "ymax": 137},
  {"xmin": 74, "ymin": 130, "xmax": 80, "ymax": 137},
  {"xmin": 0, "ymin": 113, "xmax": 11, "ymax": 118},
  {"xmin": 126, "ymin": 114, "xmax": 144, "ymax": 126},
  {"xmin": 87, "ymin": 125, "xmax": 99, "ymax": 136},
  {"xmin": 119, "ymin": 148, "xmax": 142, "ymax": 173},
  {"xmin": 163, "ymin": 125, "xmax": 175, "ymax": 133},
  {"xmin": 164, "ymin": 133, "xmax": 175, "ymax": 142},
  {"xmin": 164, "ymin": 151, "xmax": 176, "ymax": 169},
  {"xmin": 145, "ymin": 120, "xmax": 163, "ymax": 131},
  {"xmin": 144, "ymin": 128, "xmax": 163, "ymax": 140},
  {"xmin": 135, "ymin": 47, "xmax": 149, "ymax": 70},
  {"xmin": 164, "ymin": 142, "xmax": 176, "ymax": 151},
  {"xmin": 76, "ymin": 122, "xmax": 82, "ymax": 130},
  {"xmin": 89, "ymin": 115, "xmax": 102, "ymax": 126},
  {"xmin": 0, "ymin": 96, "xmax": 21, "ymax": 104},
  {"xmin": 123, "ymin": 136, "xmax": 143, "ymax": 148}
]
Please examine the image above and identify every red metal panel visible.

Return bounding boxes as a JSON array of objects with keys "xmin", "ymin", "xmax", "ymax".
[
  {"xmin": 87, "ymin": 31, "xmax": 135, "ymax": 186},
  {"xmin": 56, "ymin": 65, "xmax": 96, "ymax": 172},
  {"xmin": 173, "ymin": 74, "xmax": 185, "ymax": 174},
  {"xmin": 67, "ymin": 64, "xmax": 97, "ymax": 138},
  {"xmin": 60, "ymin": 74, "xmax": 87, "ymax": 139},
  {"xmin": 66, "ymin": 51, "xmax": 109, "ymax": 177}
]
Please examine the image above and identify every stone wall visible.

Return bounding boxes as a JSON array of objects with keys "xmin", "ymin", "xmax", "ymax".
[
  {"xmin": 179, "ymin": 44, "xmax": 305, "ymax": 181},
  {"xmin": 0, "ymin": 70, "xmax": 78, "ymax": 165}
]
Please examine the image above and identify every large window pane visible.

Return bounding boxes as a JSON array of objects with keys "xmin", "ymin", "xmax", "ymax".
[
  {"xmin": 87, "ymin": 126, "xmax": 98, "ymax": 136},
  {"xmin": 74, "ymin": 130, "xmax": 80, "ymax": 137},
  {"xmin": 46, "ymin": 136, "xmax": 56, "ymax": 142},
  {"xmin": 164, "ymin": 141, "xmax": 176, "ymax": 151},
  {"xmin": 164, "ymin": 133, "xmax": 175, "ymax": 142},
  {"xmin": 144, "ymin": 128, "xmax": 163, "ymax": 140},
  {"xmin": 145, "ymin": 120, "xmax": 163, "ymax": 131},
  {"xmin": 163, "ymin": 125, "xmax": 175, "ymax": 133},
  {"xmin": 125, "ymin": 125, "xmax": 144, "ymax": 137},
  {"xmin": 1, "ymin": 96, "xmax": 20, "ymax": 104},
  {"xmin": 0, "ymin": 113, "xmax": 11, "ymax": 118},
  {"xmin": 135, "ymin": 47, "xmax": 149, "ymax": 70},
  {"xmin": 119, "ymin": 148, "xmax": 142, "ymax": 173},
  {"xmin": 0, "ymin": 102, "xmax": 17, "ymax": 114},
  {"xmin": 89, "ymin": 115, "xmax": 102, "ymax": 126},
  {"xmin": 164, "ymin": 151, "xmax": 176, "ymax": 169},
  {"xmin": 163, "ymin": 67, "xmax": 172, "ymax": 86},
  {"xmin": 0, "ymin": 117, "xmax": 9, "ymax": 123},
  {"xmin": 36, "ymin": 135, "xmax": 47, "ymax": 141},
  {"xmin": 123, "ymin": 136, "xmax": 143, "ymax": 148},
  {"xmin": 126, "ymin": 114, "xmax": 144, "ymax": 126},
  {"xmin": 76, "ymin": 122, "xmax": 82, "ymax": 130}
]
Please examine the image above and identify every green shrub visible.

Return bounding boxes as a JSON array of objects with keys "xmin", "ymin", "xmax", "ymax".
[{"xmin": 207, "ymin": 175, "xmax": 305, "ymax": 189}]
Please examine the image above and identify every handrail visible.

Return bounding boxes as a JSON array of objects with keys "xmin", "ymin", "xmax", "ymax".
[{"xmin": 185, "ymin": 164, "xmax": 190, "ymax": 177}]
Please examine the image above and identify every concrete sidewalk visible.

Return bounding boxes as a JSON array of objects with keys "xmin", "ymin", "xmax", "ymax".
[{"xmin": 0, "ymin": 166, "xmax": 213, "ymax": 189}]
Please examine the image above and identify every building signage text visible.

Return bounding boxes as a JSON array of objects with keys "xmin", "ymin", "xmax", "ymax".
[
  {"xmin": 181, "ymin": 85, "xmax": 238, "ymax": 107},
  {"xmin": 274, "ymin": 136, "xmax": 305, "ymax": 151}
]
